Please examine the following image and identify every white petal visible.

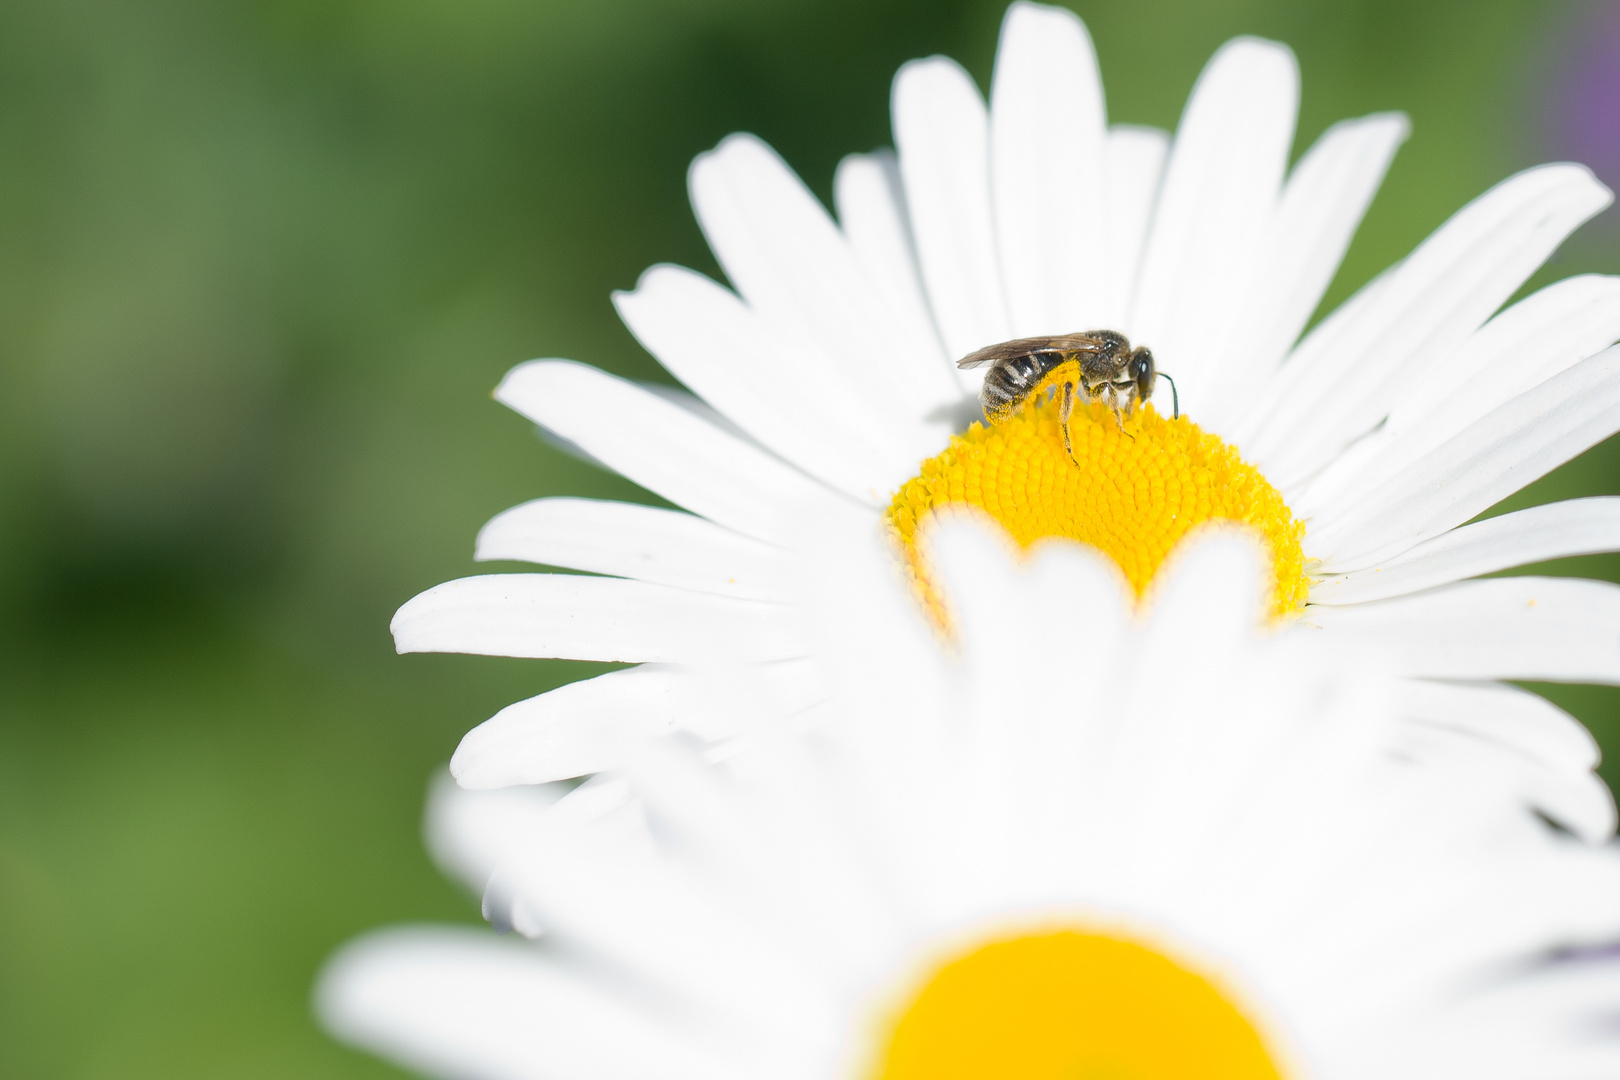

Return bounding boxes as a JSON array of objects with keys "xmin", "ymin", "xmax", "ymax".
[
  {"xmin": 614, "ymin": 263, "xmax": 926, "ymax": 499},
  {"xmin": 450, "ymin": 661, "xmax": 824, "ymax": 787},
  {"xmin": 927, "ymin": 521, "xmax": 1132, "ymax": 901},
  {"xmin": 1208, "ymin": 112, "xmax": 1408, "ymax": 431},
  {"xmin": 1306, "ymin": 344, "xmax": 1620, "ymax": 572},
  {"xmin": 1395, "ymin": 962, "xmax": 1620, "ymax": 1078},
  {"xmin": 1310, "ymin": 576, "xmax": 1620, "ymax": 684},
  {"xmin": 391, "ymin": 574, "xmax": 807, "ymax": 664},
  {"xmin": 1312, "ymin": 497, "xmax": 1620, "ymax": 604},
  {"xmin": 1103, "ymin": 124, "xmax": 1169, "ymax": 325},
  {"xmin": 989, "ymin": 2, "xmax": 1109, "ymax": 335},
  {"xmin": 1392, "ymin": 677, "xmax": 1610, "ymax": 842},
  {"xmin": 892, "ymin": 55, "xmax": 1011, "ymax": 379},
  {"xmin": 1292, "ymin": 274, "xmax": 1620, "ymax": 522},
  {"xmin": 423, "ymin": 773, "xmax": 569, "ymax": 892},
  {"xmin": 318, "ymin": 927, "xmax": 735, "ymax": 1080},
  {"xmin": 1331, "ymin": 849, "xmax": 1620, "ymax": 1013},
  {"xmin": 1395, "ymin": 678, "xmax": 1599, "ymax": 773},
  {"xmin": 1228, "ymin": 263, "xmax": 1396, "ymax": 459},
  {"xmin": 1128, "ymin": 37, "xmax": 1298, "ymax": 408},
  {"xmin": 500, "ymin": 802, "xmax": 842, "ymax": 1048},
  {"xmin": 1243, "ymin": 164, "xmax": 1613, "ymax": 486},
  {"xmin": 476, "ymin": 497, "xmax": 796, "ymax": 602},
  {"xmin": 495, "ymin": 359, "xmax": 862, "ymax": 544},
  {"xmin": 476, "ymin": 779, "xmax": 648, "ymax": 941},
  {"xmin": 1397, "ymin": 722, "xmax": 1615, "ymax": 843},
  {"xmin": 686, "ymin": 135, "xmax": 955, "ymax": 423},
  {"xmin": 832, "ymin": 150, "xmax": 959, "ymax": 397},
  {"xmin": 1390, "ymin": 274, "xmax": 1620, "ymax": 444}
]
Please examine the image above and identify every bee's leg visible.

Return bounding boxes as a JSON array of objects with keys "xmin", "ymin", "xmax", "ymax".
[
  {"xmin": 1107, "ymin": 388, "xmax": 1134, "ymax": 440},
  {"xmin": 1058, "ymin": 379, "xmax": 1078, "ymax": 464}
]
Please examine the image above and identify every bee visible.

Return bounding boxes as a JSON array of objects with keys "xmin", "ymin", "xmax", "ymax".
[{"xmin": 955, "ymin": 330, "xmax": 1177, "ymax": 460}]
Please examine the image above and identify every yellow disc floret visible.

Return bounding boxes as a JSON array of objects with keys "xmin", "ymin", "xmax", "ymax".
[
  {"xmin": 870, "ymin": 928, "xmax": 1288, "ymax": 1080},
  {"xmin": 886, "ymin": 397, "xmax": 1308, "ymax": 620}
]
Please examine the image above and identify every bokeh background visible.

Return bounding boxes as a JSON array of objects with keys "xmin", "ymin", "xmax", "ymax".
[{"xmin": 2, "ymin": 0, "xmax": 1619, "ymax": 1075}]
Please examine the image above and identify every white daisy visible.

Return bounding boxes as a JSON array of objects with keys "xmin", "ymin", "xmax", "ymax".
[
  {"xmin": 394, "ymin": 1, "xmax": 1620, "ymax": 836},
  {"xmin": 328, "ymin": 524, "xmax": 1620, "ymax": 1080}
]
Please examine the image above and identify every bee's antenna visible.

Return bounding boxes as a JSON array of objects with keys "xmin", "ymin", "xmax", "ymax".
[{"xmin": 1157, "ymin": 372, "xmax": 1179, "ymax": 419}]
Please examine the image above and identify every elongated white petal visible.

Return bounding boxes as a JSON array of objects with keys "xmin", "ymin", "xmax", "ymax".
[
  {"xmin": 926, "ymin": 522, "xmax": 1133, "ymax": 902},
  {"xmin": 496, "ymin": 360, "xmax": 861, "ymax": 544},
  {"xmin": 1129, "ymin": 37, "xmax": 1297, "ymax": 408},
  {"xmin": 612, "ymin": 741, "xmax": 905, "ymax": 988},
  {"xmin": 1244, "ymin": 164, "xmax": 1612, "ymax": 486},
  {"xmin": 832, "ymin": 151, "xmax": 958, "ymax": 395},
  {"xmin": 1397, "ymin": 722, "xmax": 1615, "ymax": 843},
  {"xmin": 1390, "ymin": 274, "xmax": 1620, "ymax": 443},
  {"xmin": 1228, "ymin": 265, "xmax": 1396, "ymax": 460},
  {"xmin": 1389, "ymin": 962, "xmax": 1620, "ymax": 1079},
  {"xmin": 687, "ymin": 135, "xmax": 953, "ymax": 422},
  {"xmin": 1307, "ymin": 344, "xmax": 1620, "ymax": 572},
  {"xmin": 1103, "ymin": 124, "xmax": 1169, "ymax": 324},
  {"xmin": 481, "ymin": 780, "xmax": 637, "ymax": 940},
  {"xmin": 1293, "ymin": 274, "xmax": 1620, "ymax": 521},
  {"xmin": 989, "ymin": 1, "xmax": 1108, "ymax": 336},
  {"xmin": 318, "ymin": 928, "xmax": 737, "ymax": 1080},
  {"xmin": 450, "ymin": 661, "xmax": 824, "ymax": 787},
  {"xmin": 475, "ymin": 497, "xmax": 796, "ymax": 602},
  {"xmin": 688, "ymin": 134, "xmax": 879, "ymax": 377},
  {"xmin": 614, "ymin": 264, "xmax": 927, "ymax": 499},
  {"xmin": 893, "ymin": 56, "xmax": 1010, "ymax": 382},
  {"xmin": 1393, "ymin": 678, "xmax": 1609, "ymax": 842},
  {"xmin": 501, "ymin": 803, "xmax": 843, "ymax": 1048},
  {"xmin": 1207, "ymin": 112, "xmax": 1408, "ymax": 431},
  {"xmin": 391, "ymin": 574, "xmax": 807, "ymax": 664},
  {"xmin": 1312, "ymin": 497, "xmax": 1620, "ymax": 604},
  {"xmin": 454, "ymin": 668, "xmax": 676, "ymax": 787},
  {"xmin": 1396, "ymin": 678, "xmax": 1598, "ymax": 773},
  {"xmin": 1310, "ymin": 576, "xmax": 1620, "ymax": 684},
  {"xmin": 1518, "ymin": 767, "xmax": 1617, "ymax": 843},
  {"xmin": 424, "ymin": 774, "xmax": 570, "ymax": 892}
]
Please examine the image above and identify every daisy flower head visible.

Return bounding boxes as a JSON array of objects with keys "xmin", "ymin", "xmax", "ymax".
[
  {"xmin": 329, "ymin": 523, "xmax": 1620, "ymax": 1080},
  {"xmin": 395, "ymin": 1, "xmax": 1620, "ymax": 830}
]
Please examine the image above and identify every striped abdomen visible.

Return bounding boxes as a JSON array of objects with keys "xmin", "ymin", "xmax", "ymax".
[{"xmin": 980, "ymin": 351, "xmax": 1070, "ymax": 424}]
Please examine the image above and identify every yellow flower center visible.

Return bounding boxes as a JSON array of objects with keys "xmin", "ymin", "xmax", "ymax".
[
  {"xmin": 886, "ymin": 397, "xmax": 1308, "ymax": 620},
  {"xmin": 869, "ymin": 928, "xmax": 1288, "ymax": 1080}
]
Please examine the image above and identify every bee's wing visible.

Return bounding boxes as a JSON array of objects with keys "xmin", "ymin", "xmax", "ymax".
[{"xmin": 954, "ymin": 333, "xmax": 1113, "ymax": 369}]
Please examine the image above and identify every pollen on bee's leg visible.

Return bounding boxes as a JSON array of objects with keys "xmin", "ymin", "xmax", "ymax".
[
  {"xmin": 886, "ymin": 398, "xmax": 1310, "ymax": 623},
  {"xmin": 1058, "ymin": 381, "xmax": 1077, "ymax": 465}
]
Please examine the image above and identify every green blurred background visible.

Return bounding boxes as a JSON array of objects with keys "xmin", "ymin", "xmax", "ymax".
[{"xmin": 1, "ymin": 0, "xmax": 1618, "ymax": 1075}]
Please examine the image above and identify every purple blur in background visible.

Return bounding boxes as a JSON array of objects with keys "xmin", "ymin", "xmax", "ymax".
[{"xmin": 1546, "ymin": 1, "xmax": 1620, "ymax": 199}]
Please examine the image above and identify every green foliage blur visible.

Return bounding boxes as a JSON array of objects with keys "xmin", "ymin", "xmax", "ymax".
[{"xmin": 0, "ymin": 0, "xmax": 1615, "ymax": 1075}]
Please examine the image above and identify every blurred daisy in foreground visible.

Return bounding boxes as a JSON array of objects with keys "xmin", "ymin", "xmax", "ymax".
[
  {"xmin": 395, "ymin": 1, "xmax": 1620, "ymax": 830},
  {"xmin": 330, "ymin": 524, "xmax": 1620, "ymax": 1080}
]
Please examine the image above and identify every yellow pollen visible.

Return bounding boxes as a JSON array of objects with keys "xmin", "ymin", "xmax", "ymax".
[
  {"xmin": 869, "ymin": 929, "xmax": 1288, "ymax": 1080},
  {"xmin": 886, "ymin": 397, "xmax": 1308, "ymax": 620}
]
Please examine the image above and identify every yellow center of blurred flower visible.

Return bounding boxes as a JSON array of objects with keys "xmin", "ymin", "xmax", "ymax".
[
  {"xmin": 870, "ymin": 929, "xmax": 1286, "ymax": 1080},
  {"xmin": 886, "ymin": 398, "xmax": 1308, "ymax": 621}
]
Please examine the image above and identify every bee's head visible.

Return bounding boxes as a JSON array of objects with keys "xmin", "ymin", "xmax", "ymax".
[{"xmin": 1130, "ymin": 347, "xmax": 1156, "ymax": 401}]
